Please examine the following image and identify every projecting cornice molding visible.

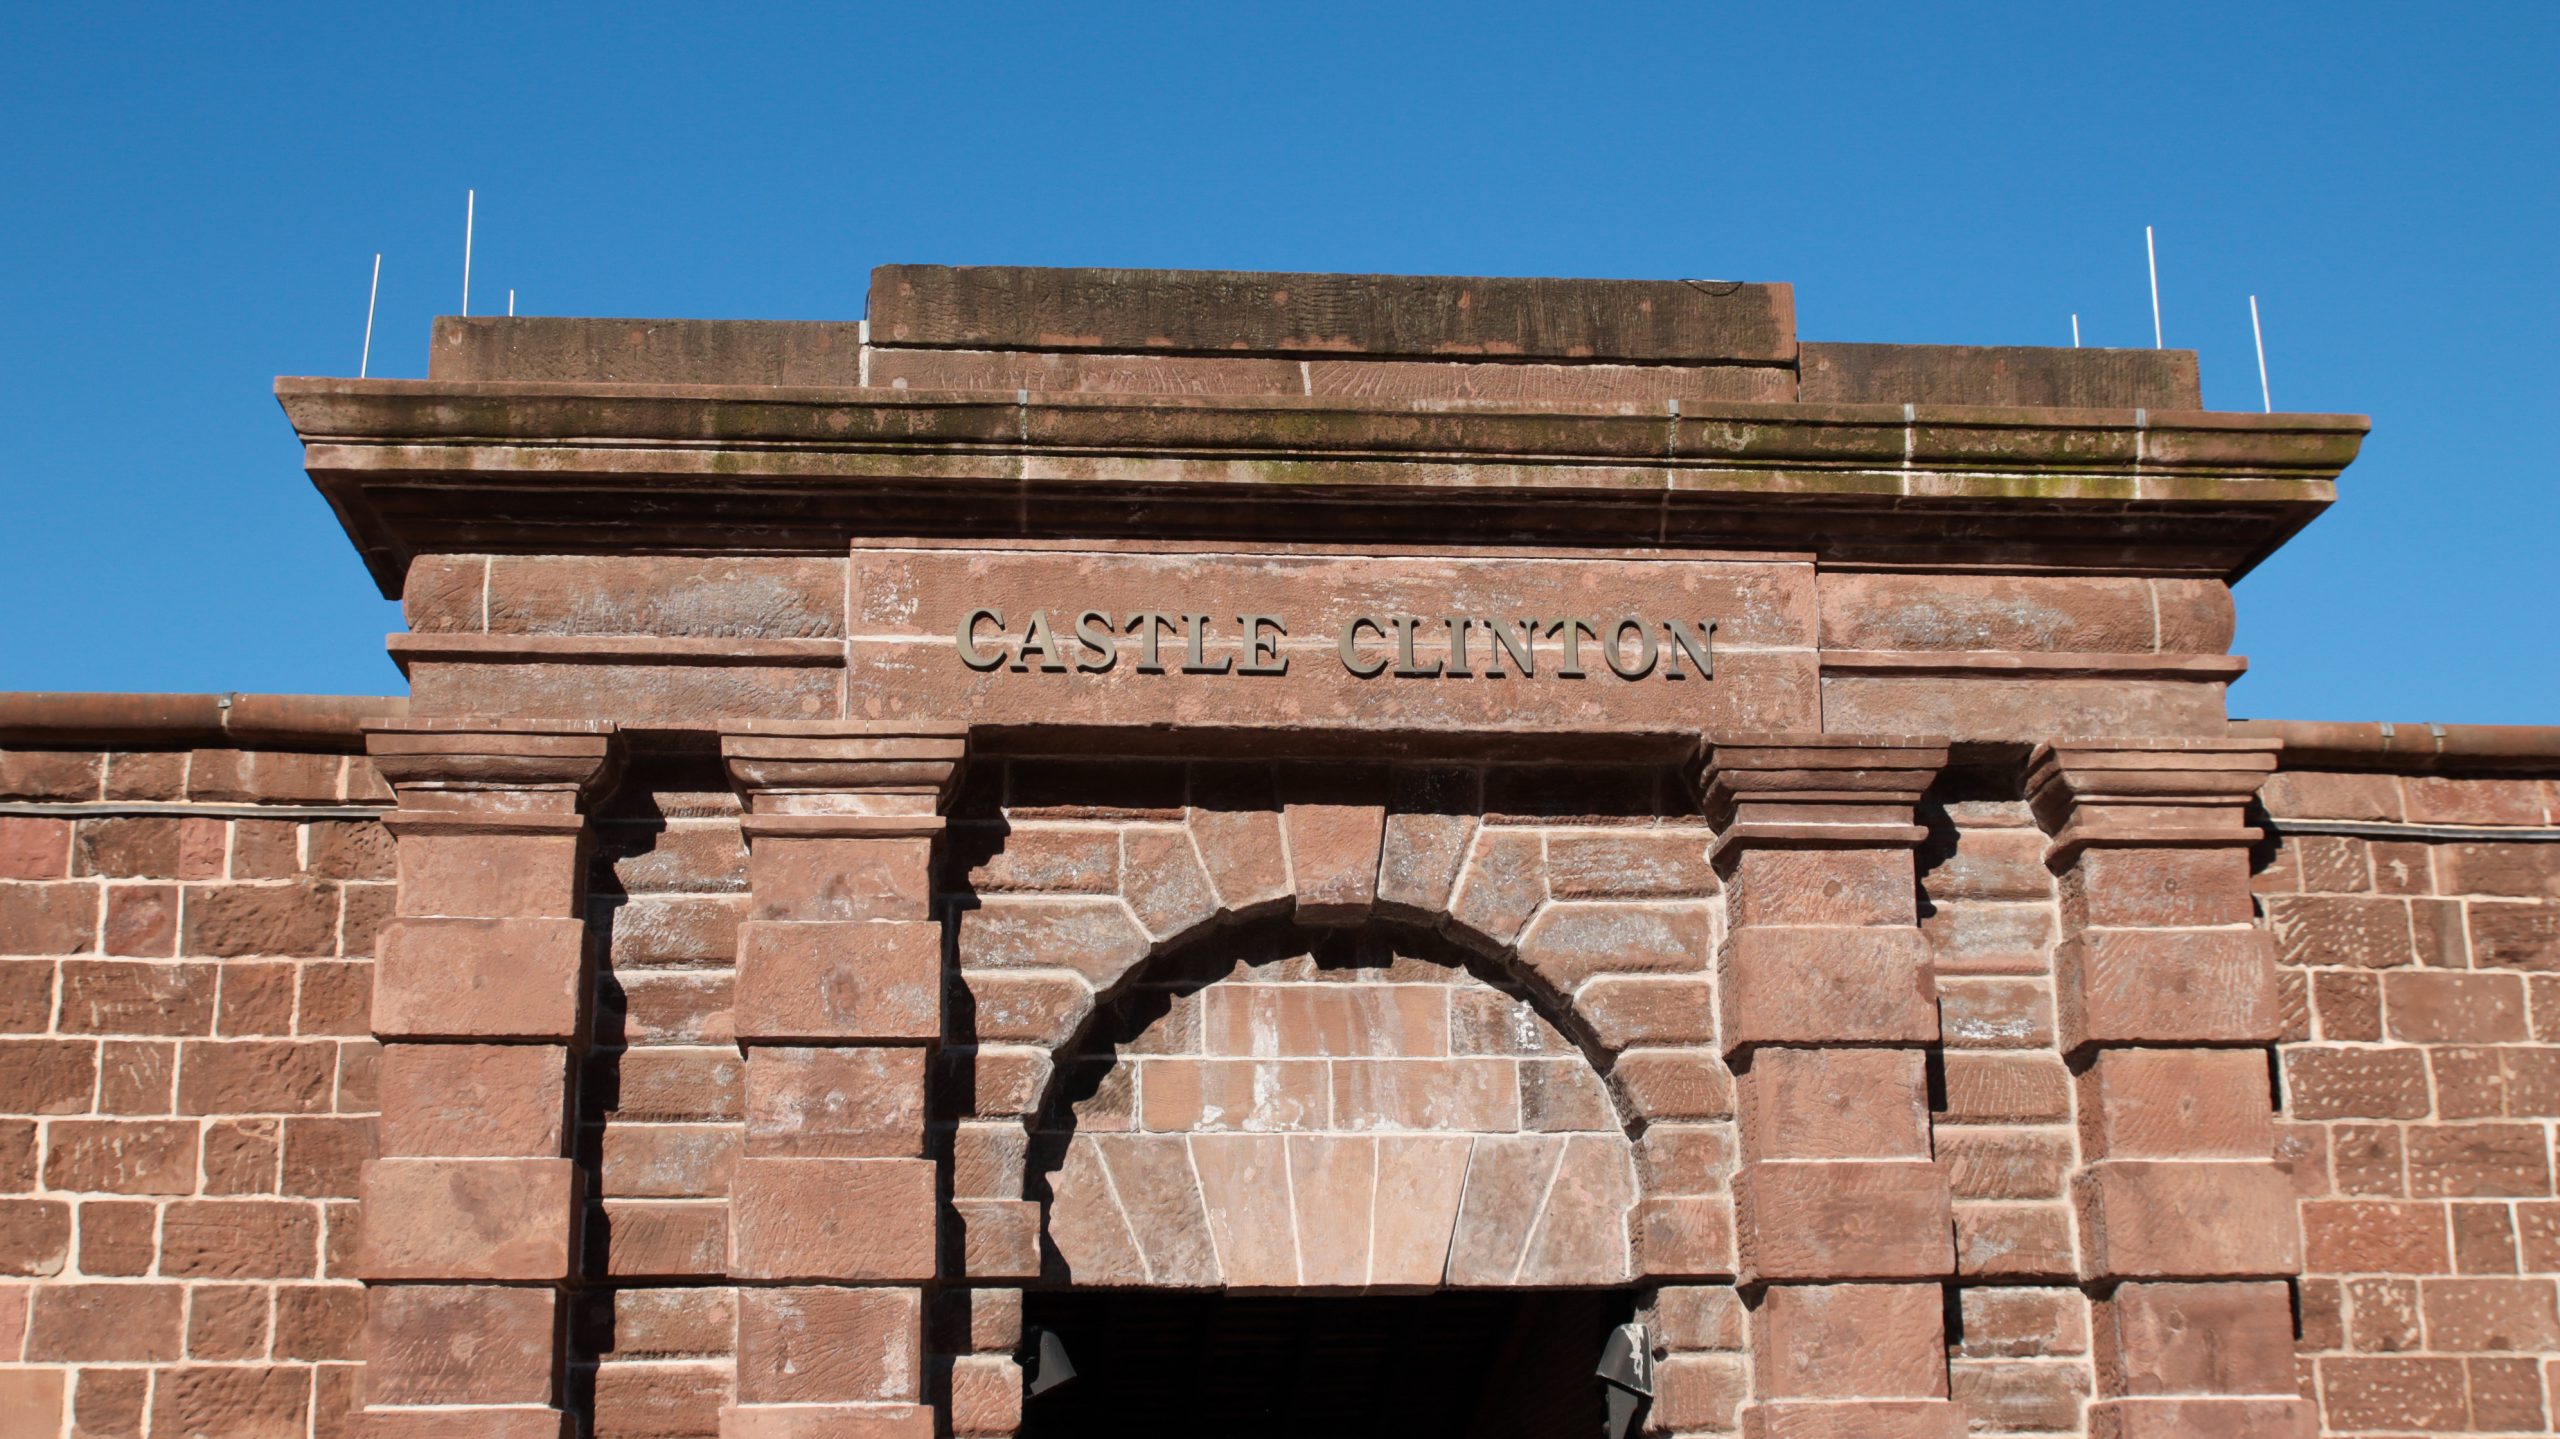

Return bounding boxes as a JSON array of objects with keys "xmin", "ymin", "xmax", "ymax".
[{"xmin": 277, "ymin": 379, "xmax": 2365, "ymax": 598}]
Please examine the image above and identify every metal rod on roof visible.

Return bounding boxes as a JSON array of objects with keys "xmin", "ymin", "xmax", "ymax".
[
  {"xmin": 462, "ymin": 189, "xmax": 475, "ymax": 317},
  {"xmin": 2251, "ymin": 294, "xmax": 2271, "ymax": 412},
  {"xmin": 508, "ymin": 288, "xmax": 515, "ymax": 318},
  {"xmin": 360, "ymin": 253, "xmax": 380, "ymax": 379},
  {"xmin": 2071, "ymin": 313, "xmax": 2081, "ymax": 348},
  {"xmin": 2146, "ymin": 226, "xmax": 2162, "ymax": 348}
]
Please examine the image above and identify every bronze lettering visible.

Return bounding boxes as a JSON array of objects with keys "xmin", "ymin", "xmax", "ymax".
[
  {"xmin": 1127, "ymin": 612, "xmax": 1179, "ymax": 674},
  {"xmin": 1073, "ymin": 610, "xmax": 1119, "ymax": 672},
  {"xmin": 1181, "ymin": 614, "xmax": 1232, "ymax": 674},
  {"xmin": 1443, "ymin": 617, "xmax": 1475, "ymax": 679},
  {"xmin": 1391, "ymin": 617, "xmax": 1442, "ymax": 678},
  {"xmin": 1483, "ymin": 617, "xmax": 1535, "ymax": 677},
  {"xmin": 958, "ymin": 607, "xmax": 1007, "ymax": 671},
  {"xmin": 1545, "ymin": 617, "xmax": 1597, "ymax": 678},
  {"xmin": 1239, "ymin": 615, "xmax": 1288, "ymax": 675},
  {"xmin": 1663, "ymin": 619, "xmax": 1715, "ymax": 679},
  {"xmin": 1602, "ymin": 617, "xmax": 1657, "ymax": 679},
  {"xmin": 1013, "ymin": 609, "xmax": 1069, "ymax": 673},
  {"xmin": 1340, "ymin": 616, "xmax": 1389, "ymax": 677},
  {"xmin": 957, "ymin": 606, "xmax": 1717, "ymax": 685}
]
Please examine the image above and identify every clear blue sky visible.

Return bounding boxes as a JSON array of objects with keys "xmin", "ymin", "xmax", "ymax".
[{"xmin": 2, "ymin": 4, "xmax": 2551, "ymax": 722}]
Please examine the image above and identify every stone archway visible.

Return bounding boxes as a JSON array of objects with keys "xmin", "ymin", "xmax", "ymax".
[{"xmin": 1034, "ymin": 921, "xmax": 1639, "ymax": 1290}]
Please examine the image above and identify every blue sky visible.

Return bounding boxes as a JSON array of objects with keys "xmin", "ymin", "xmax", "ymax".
[{"xmin": 2, "ymin": 3, "xmax": 2552, "ymax": 721}]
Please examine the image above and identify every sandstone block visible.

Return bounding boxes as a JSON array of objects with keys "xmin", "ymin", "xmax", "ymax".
[
  {"xmin": 2384, "ymin": 970, "xmax": 2528, "ymax": 1044},
  {"xmin": 718, "ymin": 1403, "xmax": 935, "ymax": 1439},
  {"xmin": 954, "ymin": 899, "xmax": 1147, "ymax": 990},
  {"xmin": 951, "ymin": 1354, "xmax": 1024, "ymax": 1437},
  {"xmin": 1738, "ymin": 1398, "xmax": 1968, "ymax": 1439},
  {"xmin": 2094, "ymin": 1281, "xmax": 2296, "ymax": 1397},
  {"xmin": 737, "ymin": 1286, "xmax": 922, "ymax": 1404},
  {"xmin": 2281, "ymin": 1045, "xmax": 2429, "ymax": 1120},
  {"xmin": 1517, "ymin": 901, "xmax": 1708, "ymax": 991},
  {"xmin": 1727, "ymin": 847, "xmax": 1918, "ymax": 928},
  {"xmin": 373, "ymin": 917, "xmax": 590, "ymax": 1041},
  {"xmin": 2074, "ymin": 1161, "xmax": 2299, "ymax": 1281},
  {"xmin": 593, "ymin": 1199, "xmax": 730, "ymax": 1278},
  {"xmin": 378, "ymin": 1043, "xmax": 568, "ymax": 1158},
  {"xmin": 351, "ymin": 1408, "xmax": 573, "ymax": 1438},
  {"xmin": 0, "ymin": 881, "xmax": 100, "ymax": 955},
  {"xmin": 2062, "ymin": 846, "xmax": 2255, "ymax": 929},
  {"xmin": 1734, "ymin": 1160, "xmax": 1954, "ymax": 1282},
  {"xmin": 1721, "ymin": 927, "xmax": 1937, "ymax": 1052},
  {"xmin": 2078, "ymin": 1048, "xmax": 2274, "ymax": 1159},
  {"xmin": 1753, "ymin": 1282, "xmax": 1947, "ymax": 1398},
  {"xmin": 746, "ymin": 834, "xmax": 935, "ymax": 923},
  {"xmin": 358, "ymin": 1157, "xmax": 579, "ymax": 1281},
  {"xmin": 1188, "ymin": 776, "xmax": 1292, "ymax": 916},
  {"xmin": 737, "ymin": 920, "xmax": 942, "ymax": 1041},
  {"xmin": 1739, "ymin": 1047, "xmax": 1929, "ymax": 1161},
  {"xmin": 958, "ymin": 970, "xmax": 1094, "ymax": 1048},
  {"xmin": 1635, "ymin": 1196, "xmax": 1737, "ymax": 1278},
  {"xmin": 954, "ymin": 1198, "xmax": 1042, "ymax": 1279},
  {"xmin": 1612, "ymin": 1048, "xmax": 1736, "ymax": 1121},
  {"xmin": 730, "ymin": 1158, "xmax": 937, "ymax": 1281},
  {"xmin": 744, "ymin": 1046, "xmax": 927, "ymax": 1157},
  {"xmin": 2085, "ymin": 1397, "xmax": 2315, "ymax": 1439},
  {"xmin": 1282, "ymin": 791, "xmax": 1386, "ymax": 925},
  {"xmin": 1958, "ymin": 1286, "xmax": 2087, "ymax": 1359},
  {"xmin": 366, "ymin": 1284, "xmax": 560, "ymax": 1406},
  {"xmin": 393, "ymin": 830, "xmax": 585, "ymax": 919},
  {"xmin": 25, "ymin": 1280, "xmax": 183, "ymax": 1360},
  {"xmin": 2057, "ymin": 929, "xmax": 2278, "ymax": 1051}
]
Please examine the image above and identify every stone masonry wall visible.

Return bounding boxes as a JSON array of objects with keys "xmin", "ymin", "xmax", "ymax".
[
  {"xmin": 2262, "ymin": 769, "xmax": 2560, "ymax": 1436},
  {"xmin": 11, "ymin": 730, "xmax": 2559, "ymax": 1438},
  {"xmin": 0, "ymin": 744, "xmax": 392, "ymax": 1438}
]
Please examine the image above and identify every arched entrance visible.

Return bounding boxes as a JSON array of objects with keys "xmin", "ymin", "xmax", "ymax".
[
  {"xmin": 1020, "ymin": 1289, "xmax": 1626, "ymax": 1439},
  {"xmin": 1019, "ymin": 921, "xmax": 1641, "ymax": 1436}
]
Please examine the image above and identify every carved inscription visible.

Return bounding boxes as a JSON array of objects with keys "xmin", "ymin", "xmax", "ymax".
[{"xmin": 957, "ymin": 610, "xmax": 1715, "ymax": 681}]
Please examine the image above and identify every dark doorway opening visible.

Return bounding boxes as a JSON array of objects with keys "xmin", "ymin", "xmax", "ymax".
[{"xmin": 1020, "ymin": 1289, "xmax": 1632, "ymax": 1439}]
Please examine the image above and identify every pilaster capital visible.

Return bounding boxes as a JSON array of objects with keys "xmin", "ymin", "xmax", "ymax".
[
  {"xmin": 1696, "ymin": 734, "xmax": 1949, "ymax": 860},
  {"xmin": 2026, "ymin": 738, "xmax": 2278, "ymax": 863},
  {"xmin": 720, "ymin": 721, "xmax": 969, "ymax": 831},
  {"xmin": 363, "ymin": 718, "xmax": 621, "ymax": 813}
]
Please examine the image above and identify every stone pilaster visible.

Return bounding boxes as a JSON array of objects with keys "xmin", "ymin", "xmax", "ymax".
[
  {"xmin": 719, "ymin": 722, "xmax": 970, "ymax": 1439},
  {"xmin": 354, "ymin": 719, "xmax": 622, "ymax": 1439},
  {"xmin": 1701, "ymin": 736, "xmax": 1966, "ymax": 1439},
  {"xmin": 2027, "ymin": 740, "xmax": 2313, "ymax": 1439}
]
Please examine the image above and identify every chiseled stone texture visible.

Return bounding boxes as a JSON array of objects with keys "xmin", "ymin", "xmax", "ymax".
[
  {"xmin": 0, "ymin": 742, "xmax": 388, "ymax": 1438},
  {"xmin": 2260, "ymin": 767, "xmax": 2560, "ymax": 1437}
]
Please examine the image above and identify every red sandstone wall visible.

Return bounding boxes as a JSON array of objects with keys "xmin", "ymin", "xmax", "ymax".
[
  {"xmin": 2261, "ymin": 771, "xmax": 2560, "ymax": 1435},
  {"xmin": 0, "ymin": 746, "xmax": 390, "ymax": 1436},
  {"xmin": 10, "ymin": 730, "xmax": 2558, "ymax": 1439}
]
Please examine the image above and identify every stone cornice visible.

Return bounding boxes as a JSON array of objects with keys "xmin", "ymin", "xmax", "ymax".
[
  {"xmin": 277, "ymin": 379, "xmax": 2365, "ymax": 597},
  {"xmin": 1697, "ymin": 735, "xmax": 1951, "ymax": 861},
  {"xmin": 720, "ymin": 720, "xmax": 968, "ymax": 820},
  {"xmin": 2026, "ymin": 737, "xmax": 2281, "ymax": 863},
  {"xmin": 363, "ymin": 718, "xmax": 622, "ymax": 810}
]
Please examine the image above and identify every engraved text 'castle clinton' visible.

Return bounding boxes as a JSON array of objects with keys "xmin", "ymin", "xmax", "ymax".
[{"xmin": 956, "ymin": 610, "xmax": 1717, "ymax": 681}]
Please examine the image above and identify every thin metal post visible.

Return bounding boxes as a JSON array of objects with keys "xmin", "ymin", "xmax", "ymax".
[
  {"xmin": 2071, "ymin": 313, "xmax": 2081, "ymax": 348},
  {"xmin": 2146, "ymin": 226, "xmax": 2162, "ymax": 348},
  {"xmin": 508, "ymin": 288, "xmax": 515, "ymax": 318},
  {"xmin": 463, "ymin": 189, "xmax": 475, "ymax": 317},
  {"xmin": 360, "ymin": 253, "xmax": 381, "ymax": 379},
  {"xmin": 2250, "ymin": 294, "xmax": 2271, "ymax": 413}
]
